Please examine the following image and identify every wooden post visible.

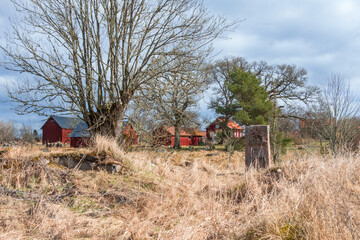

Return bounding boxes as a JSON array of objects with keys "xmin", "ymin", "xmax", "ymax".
[{"xmin": 245, "ymin": 125, "xmax": 271, "ymax": 168}]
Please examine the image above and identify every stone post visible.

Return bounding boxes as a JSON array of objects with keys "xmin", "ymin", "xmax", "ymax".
[{"xmin": 245, "ymin": 125, "xmax": 271, "ymax": 168}]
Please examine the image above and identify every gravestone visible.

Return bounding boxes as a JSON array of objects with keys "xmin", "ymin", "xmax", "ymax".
[{"xmin": 245, "ymin": 125, "xmax": 271, "ymax": 168}]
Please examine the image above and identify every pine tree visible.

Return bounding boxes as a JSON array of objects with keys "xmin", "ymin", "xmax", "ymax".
[{"xmin": 227, "ymin": 68, "xmax": 272, "ymax": 125}]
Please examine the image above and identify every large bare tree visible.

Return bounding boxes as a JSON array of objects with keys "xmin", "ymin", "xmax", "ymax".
[
  {"xmin": 140, "ymin": 55, "xmax": 206, "ymax": 148},
  {"xmin": 1, "ymin": 0, "xmax": 232, "ymax": 140},
  {"xmin": 306, "ymin": 74, "xmax": 360, "ymax": 155}
]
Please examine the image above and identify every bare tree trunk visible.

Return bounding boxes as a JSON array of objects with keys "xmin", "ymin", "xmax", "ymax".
[
  {"xmin": 86, "ymin": 102, "xmax": 127, "ymax": 143},
  {"xmin": 174, "ymin": 124, "xmax": 181, "ymax": 149}
]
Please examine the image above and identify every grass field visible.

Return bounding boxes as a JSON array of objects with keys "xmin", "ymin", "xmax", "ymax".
[{"xmin": 0, "ymin": 137, "xmax": 359, "ymax": 239}]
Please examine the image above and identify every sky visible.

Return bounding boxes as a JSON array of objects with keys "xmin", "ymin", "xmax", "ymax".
[{"xmin": 1, "ymin": 0, "xmax": 360, "ymax": 130}]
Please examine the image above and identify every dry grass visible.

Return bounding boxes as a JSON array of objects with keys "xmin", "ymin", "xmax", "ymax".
[
  {"xmin": 91, "ymin": 135, "xmax": 126, "ymax": 160},
  {"xmin": 1, "ymin": 139, "xmax": 360, "ymax": 239}
]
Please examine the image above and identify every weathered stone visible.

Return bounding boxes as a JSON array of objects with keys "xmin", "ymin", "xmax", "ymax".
[
  {"xmin": 83, "ymin": 155, "xmax": 98, "ymax": 162},
  {"xmin": 245, "ymin": 125, "xmax": 271, "ymax": 168},
  {"xmin": 78, "ymin": 161, "xmax": 95, "ymax": 171},
  {"xmin": 54, "ymin": 154, "xmax": 125, "ymax": 173},
  {"xmin": 98, "ymin": 163, "xmax": 122, "ymax": 173},
  {"xmin": 58, "ymin": 156, "xmax": 78, "ymax": 168},
  {"xmin": 57, "ymin": 156, "xmax": 95, "ymax": 171}
]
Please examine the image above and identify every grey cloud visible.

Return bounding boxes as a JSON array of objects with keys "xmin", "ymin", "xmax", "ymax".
[{"xmin": 207, "ymin": 0, "xmax": 360, "ymax": 89}]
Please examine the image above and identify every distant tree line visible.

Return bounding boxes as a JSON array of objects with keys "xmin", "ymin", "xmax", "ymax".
[{"xmin": 0, "ymin": 120, "xmax": 40, "ymax": 144}]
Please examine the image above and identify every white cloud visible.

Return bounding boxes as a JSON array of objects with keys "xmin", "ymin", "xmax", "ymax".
[
  {"xmin": 0, "ymin": 76, "xmax": 15, "ymax": 97},
  {"xmin": 214, "ymin": 32, "xmax": 260, "ymax": 56},
  {"xmin": 0, "ymin": 75, "xmax": 15, "ymax": 85}
]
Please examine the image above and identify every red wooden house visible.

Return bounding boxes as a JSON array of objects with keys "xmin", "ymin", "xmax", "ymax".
[
  {"xmin": 153, "ymin": 126, "xmax": 205, "ymax": 147},
  {"xmin": 206, "ymin": 118, "xmax": 244, "ymax": 141},
  {"xmin": 41, "ymin": 116, "xmax": 83, "ymax": 145}
]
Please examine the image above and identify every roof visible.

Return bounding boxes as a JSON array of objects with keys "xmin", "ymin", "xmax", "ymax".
[
  {"xmin": 69, "ymin": 122, "xmax": 91, "ymax": 138},
  {"xmin": 166, "ymin": 126, "xmax": 205, "ymax": 137},
  {"xmin": 41, "ymin": 116, "xmax": 84, "ymax": 129},
  {"xmin": 198, "ymin": 131, "xmax": 206, "ymax": 137},
  {"xmin": 68, "ymin": 121, "xmax": 132, "ymax": 138},
  {"xmin": 210, "ymin": 118, "xmax": 243, "ymax": 130}
]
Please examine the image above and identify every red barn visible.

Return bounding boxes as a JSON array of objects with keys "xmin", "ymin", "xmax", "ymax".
[
  {"xmin": 41, "ymin": 116, "xmax": 83, "ymax": 145},
  {"xmin": 206, "ymin": 118, "xmax": 244, "ymax": 141},
  {"xmin": 69, "ymin": 122, "xmax": 91, "ymax": 148},
  {"xmin": 153, "ymin": 126, "xmax": 205, "ymax": 147}
]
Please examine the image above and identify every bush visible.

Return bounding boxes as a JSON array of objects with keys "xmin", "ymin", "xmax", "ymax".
[
  {"xmin": 19, "ymin": 125, "xmax": 39, "ymax": 144},
  {"xmin": 225, "ymin": 136, "xmax": 245, "ymax": 152},
  {"xmin": 0, "ymin": 120, "xmax": 17, "ymax": 142}
]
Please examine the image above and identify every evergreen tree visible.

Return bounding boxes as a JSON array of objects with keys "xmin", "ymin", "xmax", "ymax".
[{"xmin": 227, "ymin": 68, "xmax": 272, "ymax": 125}]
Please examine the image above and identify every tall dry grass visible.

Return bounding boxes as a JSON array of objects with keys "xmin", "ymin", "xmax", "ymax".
[
  {"xmin": 120, "ymin": 151, "xmax": 360, "ymax": 239},
  {"xmin": 1, "ymin": 138, "xmax": 360, "ymax": 239},
  {"xmin": 91, "ymin": 134, "xmax": 126, "ymax": 159}
]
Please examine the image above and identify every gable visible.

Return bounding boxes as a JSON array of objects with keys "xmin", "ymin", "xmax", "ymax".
[
  {"xmin": 41, "ymin": 117, "xmax": 61, "ymax": 130},
  {"xmin": 41, "ymin": 116, "xmax": 84, "ymax": 129}
]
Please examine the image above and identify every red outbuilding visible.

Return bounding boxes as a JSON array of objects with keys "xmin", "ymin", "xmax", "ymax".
[
  {"xmin": 41, "ymin": 116, "xmax": 83, "ymax": 145},
  {"xmin": 153, "ymin": 126, "xmax": 205, "ymax": 147},
  {"xmin": 206, "ymin": 118, "xmax": 244, "ymax": 141},
  {"xmin": 69, "ymin": 122, "xmax": 91, "ymax": 148},
  {"xmin": 68, "ymin": 121, "xmax": 138, "ymax": 148}
]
